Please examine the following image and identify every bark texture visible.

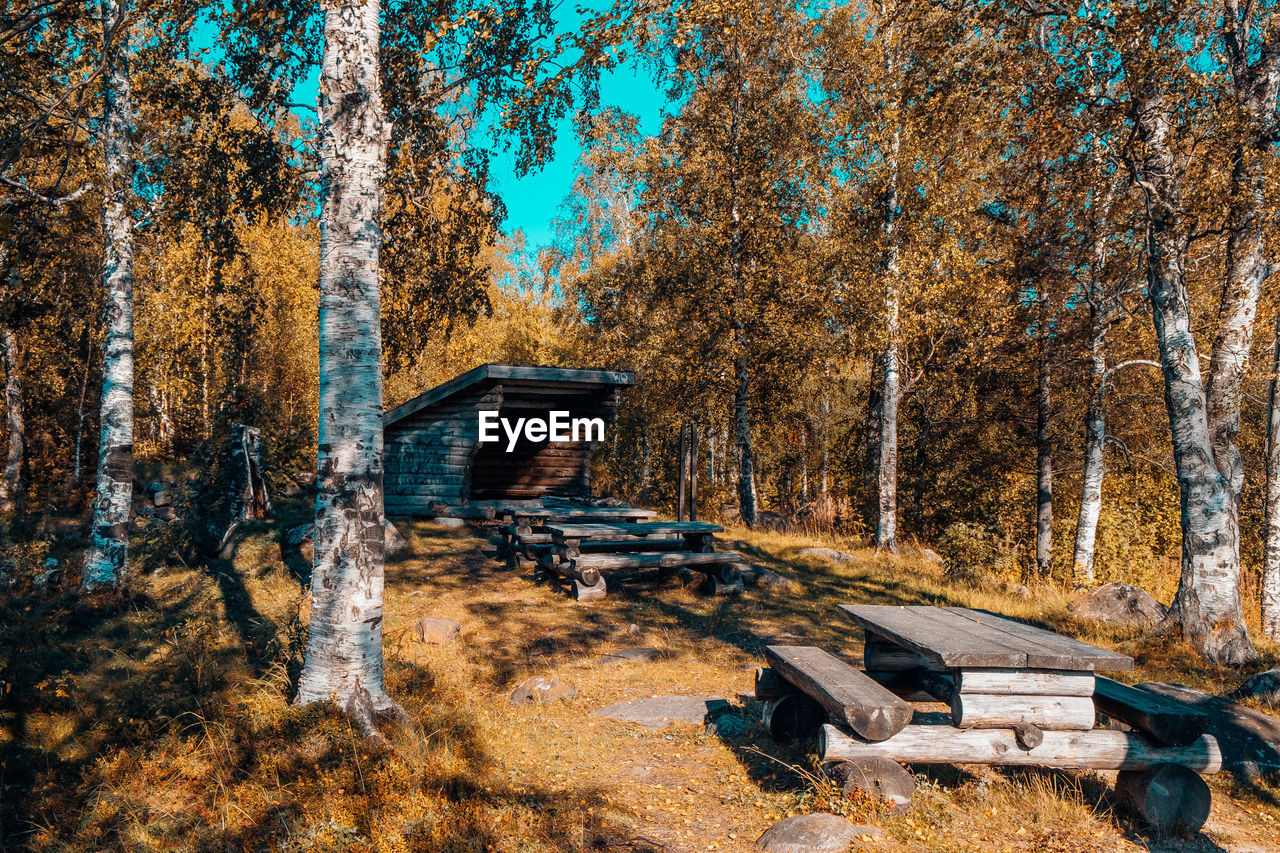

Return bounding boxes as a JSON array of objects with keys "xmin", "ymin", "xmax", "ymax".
[
  {"xmin": 82, "ymin": 0, "xmax": 135, "ymax": 590},
  {"xmin": 0, "ymin": 326, "xmax": 23, "ymax": 514},
  {"xmin": 1132, "ymin": 87, "xmax": 1254, "ymax": 664},
  {"xmin": 1263, "ymin": 315, "xmax": 1280, "ymax": 639},
  {"xmin": 734, "ymin": 350, "xmax": 758, "ymax": 526},
  {"xmin": 295, "ymin": 0, "xmax": 398, "ymax": 722},
  {"xmin": 875, "ymin": 127, "xmax": 902, "ymax": 555},
  {"xmin": 1035, "ymin": 313, "xmax": 1052, "ymax": 578}
]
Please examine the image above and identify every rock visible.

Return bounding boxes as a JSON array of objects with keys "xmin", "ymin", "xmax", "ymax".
[
  {"xmin": 706, "ymin": 713, "xmax": 753, "ymax": 738},
  {"xmin": 828, "ymin": 756, "xmax": 914, "ymax": 813},
  {"xmin": 152, "ymin": 489, "xmax": 173, "ymax": 507},
  {"xmin": 721, "ymin": 505, "xmax": 741, "ymax": 523},
  {"xmin": 137, "ymin": 504, "xmax": 155, "ymax": 517},
  {"xmin": 414, "ymin": 617, "xmax": 461, "ymax": 644},
  {"xmin": 1068, "ymin": 583, "xmax": 1168, "ymax": 626},
  {"xmin": 147, "ymin": 481, "xmax": 166, "ymax": 495},
  {"xmin": 434, "ymin": 516, "xmax": 467, "ymax": 529},
  {"xmin": 598, "ymin": 647, "xmax": 661, "ymax": 665},
  {"xmin": 741, "ymin": 565, "xmax": 796, "ymax": 591},
  {"xmin": 1138, "ymin": 682, "xmax": 1280, "ymax": 782},
  {"xmin": 626, "ymin": 623, "xmax": 640, "ymax": 635},
  {"xmin": 508, "ymin": 676, "xmax": 576, "ymax": 706},
  {"xmin": 154, "ymin": 505, "xmax": 177, "ymax": 522},
  {"xmin": 1233, "ymin": 669, "xmax": 1280, "ymax": 708},
  {"xmin": 1004, "ymin": 582, "xmax": 1031, "ymax": 599},
  {"xmin": 920, "ymin": 548, "xmax": 944, "ymax": 566},
  {"xmin": 593, "ymin": 695, "xmax": 729, "ymax": 729},
  {"xmin": 755, "ymin": 511, "xmax": 791, "ymax": 532},
  {"xmin": 754, "ymin": 813, "xmax": 879, "ymax": 852},
  {"xmin": 384, "ymin": 520, "xmax": 407, "ymax": 557},
  {"xmin": 797, "ymin": 547, "xmax": 857, "ymax": 564}
]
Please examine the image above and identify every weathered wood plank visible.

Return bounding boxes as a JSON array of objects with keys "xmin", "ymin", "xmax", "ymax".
[
  {"xmin": 864, "ymin": 636, "xmax": 946, "ymax": 673},
  {"xmin": 942, "ymin": 607, "xmax": 1133, "ymax": 671},
  {"xmin": 765, "ymin": 646, "xmax": 914, "ymax": 742},
  {"xmin": 1093, "ymin": 677, "xmax": 1209, "ymax": 747},
  {"xmin": 547, "ymin": 521, "xmax": 722, "ymax": 540},
  {"xmin": 819, "ymin": 724, "xmax": 1223, "ymax": 772},
  {"xmin": 950, "ymin": 693, "xmax": 1096, "ymax": 731},
  {"xmin": 955, "ymin": 669, "xmax": 1095, "ymax": 697},
  {"xmin": 570, "ymin": 550, "xmax": 742, "ymax": 571}
]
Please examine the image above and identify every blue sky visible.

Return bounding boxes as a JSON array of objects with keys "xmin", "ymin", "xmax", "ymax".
[{"xmin": 486, "ymin": 63, "xmax": 669, "ymax": 249}]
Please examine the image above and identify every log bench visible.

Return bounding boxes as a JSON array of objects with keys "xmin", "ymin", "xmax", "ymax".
[
  {"xmin": 754, "ymin": 604, "xmax": 1221, "ymax": 832},
  {"xmin": 498, "ymin": 505, "xmax": 656, "ymax": 565}
]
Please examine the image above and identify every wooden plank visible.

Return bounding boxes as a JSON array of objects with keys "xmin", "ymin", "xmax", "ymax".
[
  {"xmin": 1093, "ymin": 677, "xmax": 1209, "ymax": 747},
  {"xmin": 942, "ymin": 608, "xmax": 1133, "ymax": 671},
  {"xmin": 841, "ymin": 605, "xmax": 1032, "ymax": 668},
  {"xmin": 864, "ymin": 637, "xmax": 946, "ymax": 673},
  {"xmin": 955, "ymin": 669, "xmax": 1095, "ymax": 697},
  {"xmin": 950, "ymin": 693, "xmax": 1096, "ymax": 730},
  {"xmin": 506, "ymin": 507, "xmax": 656, "ymax": 521},
  {"xmin": 571, "ymin": 550, "xmax": 742, "ymax": 571},
  {"xmin": 841, "ymin": 605, "xmax": 1132, "ymax": 671},
  {"xmin": 819, "ymin": 724, "xmax": 1223, "ymax": 773},
  {"xmin": 766, "ymin": 646, "xmax": 914, "ymax": 741},
  {"xmin": 547, "ymin": 521, "xmax": 723, "ymax": 540}
]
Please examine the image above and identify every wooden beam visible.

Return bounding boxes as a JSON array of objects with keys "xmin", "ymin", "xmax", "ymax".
[
  {"xmin": 765, "ymin": 646, "xmax": 914, "ymax": 742},
  {"xmin": 950, "ymin": 693, "xmax": 1096, "ymax": 731},
  {"xmin": 1093, "ymin": 677, "xmax": 1209, "ymax": 747},
  {"xmin": 818, "ymin": 724, "xmax": 1222, "ymax": 773}
]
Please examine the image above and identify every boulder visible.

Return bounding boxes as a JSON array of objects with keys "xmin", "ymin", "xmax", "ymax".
[
  {"xmin": 434, "ymin": 516, "xmax": 467, "ymax": 529},
  {"xmin": 740, "ymin": 564, "xmax": 797, "ymax": 591},
  {"xmin": 1233, "ymin": 669, "xmax": 1280, "ymax": 709},
  {"xmin": 508, "ymin": 676, "xmax": 576, "ymax": 706},
  {"xmin": 593, "ymin": 695, "xmax": 729, "ymax": 729},
  {"xmin": 755, "ymin": 813, "xmax": 879, "ymax": 852},
  {"xmin": 1068, "ymin": 583, "xmax": 1167, "ymax": 626},
  {"xmin": 598, "ymin": 647, "xmax": 661, "ymax": 665},
  {"xmin": 797, "ymin": 547, "xmax": 857, "ymax": 564},
  {"xmin": 756, "ymin": 511, "xmax": 791, "ymax": 532},
  {"xmin": 153, "ymin": 505, "xmax": 177, "ymax": 522},
  {"xmin": 920, "ymin": 548, "xmax": 944, "ymax": 566},
  {"xmin": 414, "ymin": 617, "xmax": 461, "ymax": 645},
  {"xmin": 152, "ymin": 489, "xmax": 173, "ymax": 507}
]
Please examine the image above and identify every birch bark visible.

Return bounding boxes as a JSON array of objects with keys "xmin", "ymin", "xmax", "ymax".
[
  {"xmin": 82, "ymin": 0, "xmax": 135, "ymax": 590},
  {"xmin": 295, "ymin": 0, "xmax": 399, "ymax": 725},
  {"xmin": 1035, "ymin": 311, "xmax": 1052, "ymax": 578},
  {"xmin": 875, "ymin": 125, "xmax": 902, "ymax": 555},
  {"xmin": 1131, "ymin": 86, "xmax": 1255, "ymax": 664},
  {"xmin": 1072, "ymin": 277, "xmax": 1107, "ymax": 586},
  {"xmin": 1263, "ymin": 315, "xmax": 1280, "ymax": 639},
  {"xmin": 0, "ymin": 326, "xmax": 23, "ymax": 514}
]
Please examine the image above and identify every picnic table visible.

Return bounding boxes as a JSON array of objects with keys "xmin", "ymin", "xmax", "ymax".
[
  {"xmin": 498, "ymin": 505, "xmax": 657, "ymax": 566},
  {"xmin": 542, "ymin": 520, "xmax": 742, "ymax": 601},
  {"xmin": 758, "ymin": 604, "xmax": 1223, "ymax": 833}
]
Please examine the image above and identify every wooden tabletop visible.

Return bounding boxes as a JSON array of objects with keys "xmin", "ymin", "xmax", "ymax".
[
  {"xmin": 840, "ymin": 605, "xmax": 1133, "ymax": 672},
  {"xmin": 545, "ymin": 520, "xmax": 723, "ymax": 539},
  {"xmin": 504, "ymin": 507, "xmax": 657, "ymax": 520}
]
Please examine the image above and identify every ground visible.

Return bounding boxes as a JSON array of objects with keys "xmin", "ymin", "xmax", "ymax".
[{"xmin": 3, "ymin": 502, "xmax": 1280, "ymax": 852}]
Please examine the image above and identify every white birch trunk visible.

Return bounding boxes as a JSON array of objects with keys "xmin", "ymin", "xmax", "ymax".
[
  {"xmin": 1131, "ymin": 87, "xmax": 1255, "ymax": 664},
  {"xmin": 876, "ymin": 126, "xmax": 902, "ymax": 555},
  {"xmin": 1072, "ymin": 287, "xmax": 1106, "ymax": 586},
  {"xmin": 0, "ymin": 326, "xmax": 23, "ymax": 514},
  {"xmin": 734, "ymin": 349, "xmax": 758, "ymax": 526},
  {"xmin": 1263, "ymin": 314, "xmax": 1280, "ymax": 639},
  {"xmin": 1035, "ymin": 309, "xmax": 1053, "ymax": 578},
  {"xmin": 82, "ymin": 0, "xmax": 135, "ymax": 590},
  {"xmin": 295, "ymin": 0, "xmax": 399, "ymax": 724}
]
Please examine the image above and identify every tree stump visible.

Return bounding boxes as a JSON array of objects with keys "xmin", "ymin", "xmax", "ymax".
[
  {"xmin": 230, "ymin": 424, "xmax": 271, "ymax": 521},
  {"xmin": 827, "ymin": 756, "xmax": 914, "ymax": 813},
  {"xmin": 1115, "ymin": 764, "xmax": 1211, "ymax": 835}
]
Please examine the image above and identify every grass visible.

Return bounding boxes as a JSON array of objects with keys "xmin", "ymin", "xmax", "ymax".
[{"xmin": 2, "ymin": 502, "xmax": 1280, "ymax": 851}]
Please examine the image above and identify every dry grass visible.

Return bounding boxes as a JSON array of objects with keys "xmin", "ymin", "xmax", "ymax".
[{"xmin": 3, "ymin": 505, "xmax": 1280, "ymax": 851}]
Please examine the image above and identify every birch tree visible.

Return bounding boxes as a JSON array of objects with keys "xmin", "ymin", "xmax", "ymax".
[
  {"xmin": 293, "ymin": 0, "xmax": 401, "ymax": 729},
  {"xmin": 81, "ymin": 0, "xmax": 135, "ymax": 590},
  {"xmin": 0, "ymin": 323, "xmax": 22, "ymax": 514},
  {"xmin": 1264, "ymin": 314, "xmax": 1280, "ymax": 639}
]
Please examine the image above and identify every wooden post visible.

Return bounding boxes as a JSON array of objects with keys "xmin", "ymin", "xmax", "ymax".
[
  {"xmin": 677, "ymin": 423, "xmax": 687, "ymax": 522},
  {"xmin": 689, "ymin": 423, "xmax": 699, "ymax": 521}
]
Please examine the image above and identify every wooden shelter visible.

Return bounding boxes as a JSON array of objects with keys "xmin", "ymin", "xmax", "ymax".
[{"xmin": 382, "ymin": 363, "xmax": 635, "ymax": 517}]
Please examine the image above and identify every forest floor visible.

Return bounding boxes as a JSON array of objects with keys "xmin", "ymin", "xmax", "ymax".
[{"xmin": 4, "ymin": 497, "xmax": 1280, "ymax": 852}]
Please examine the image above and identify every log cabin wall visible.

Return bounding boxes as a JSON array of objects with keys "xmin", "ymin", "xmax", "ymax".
[{"xmin": 382, "ymin": 365, "xmax": 634, "ymax": 517}]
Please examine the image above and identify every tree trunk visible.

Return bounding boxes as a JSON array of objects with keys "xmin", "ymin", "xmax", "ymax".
[
  {"xmin": 82, "ymin": 0, "xmax": 135, "ymax": 590},
  {"xmin": 1131, "ymin": 87, "xmax": 1254, "ymax": 664},
  {"xmin": 1073, "ymin": 287, "xmax": 1107, "ymax": 587},
  {"xmin": 295, "ymin": 0, "xmax": 400, "ymax": 727},
  {"xmin": 1263, "ymin": 314, "xmax": 1280, "ymax": 639},
  {"xmin": 73, "ymin": 330, "xmax": 92, "ymax": 483},
  {"xmin": 734, "ymin": 349, "xmax": 758, "ymax": 527},
  {"xmin": 0, "ymin": 326, "xmax": 23, "ymax": 514},
  {"xmin": 1035, "ymin": 306, "xmax": 1053, "ymax": 579},
  {"xmin": 875, "ymin": 127, "xmax": 902, "ymax": 555},
  {"xmin": 820, "ymin": 393, "xmax": 830, "ymax": 497}
]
